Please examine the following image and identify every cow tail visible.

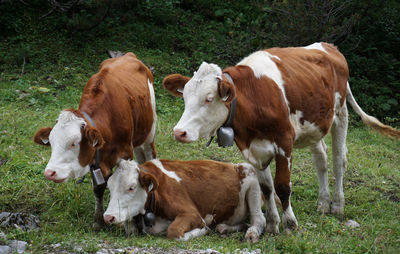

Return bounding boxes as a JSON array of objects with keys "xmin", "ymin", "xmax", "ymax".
[{"xmin": 346, "ymin": 82, "xmax": 400, "ymax": 139}]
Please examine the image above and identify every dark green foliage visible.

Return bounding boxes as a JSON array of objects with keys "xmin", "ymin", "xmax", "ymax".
[{"xmin": 0, "ymin": 0, "xmax": 399, "ymax": 125}]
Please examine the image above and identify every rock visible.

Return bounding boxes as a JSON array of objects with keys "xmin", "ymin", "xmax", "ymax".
[
  {"xmin": 0, "ymin": 246, "xmax": 11, "ymax": 254},
  {"xmin": 0, "ymin": 212, "xmax": 40, "ymax": 231},
  {"xmin": 8, "ymin": 240, "xmax": 27, "ymax": 254},
  {"xmin": 345, "ymin": 220, "xmax": 360, "ymax": 228},
  {"xmin": 0, "ymin": 232, "xmax": 6, "ymax": 243}
]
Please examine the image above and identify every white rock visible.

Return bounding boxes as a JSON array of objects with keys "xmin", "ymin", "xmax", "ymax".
[
  {"xmin": 0, "ymin": 246, "xmax": 11, "ymax": 254},
  {"xmin": 345, "ymin": 220, "xmax": 360, "ymax": 228},
  {"xmin": 8, "ymin": 240, "xmax": 27, "ymax": 254}
]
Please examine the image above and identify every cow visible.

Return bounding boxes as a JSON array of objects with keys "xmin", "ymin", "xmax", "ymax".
[
  {"xmin": 33, "ymin": 52, "xmax": 157, "ymax": 230},
  {"xmin": 103, "ymin": 159, "xmax": 266, "ymax": 242},
  {"xmin": 162, "ymin": 42, "xmax": 400, "ymax": 234}
]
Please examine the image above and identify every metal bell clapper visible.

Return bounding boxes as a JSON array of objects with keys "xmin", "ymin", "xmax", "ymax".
[
  {"xmin": 143, "ymin": 212, "xmax": 156, "ymax": 227},
  {"xmin": 217, "ymin": 127, "xmax": 234, "ymax": 147}
]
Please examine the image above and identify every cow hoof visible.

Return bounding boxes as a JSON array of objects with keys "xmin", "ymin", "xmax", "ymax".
[
  {"xmin": 245, "ymin": 227, "xmax": 260, "ymax": 243},
  {"xmin": 215, "ymin": 224, "xmax": 229, "ymax": 234},
  {"xmin": 330, "ymin": 205, "xmax": 344, "ymax": 215},
  {"xmin": 282, "ymin": 218, "xmax": 298, "ymax": 234},
  {"xmin": 317, "ymin": 202, "xmax": 330, "ymax": 214},
  {"xmin": 93, "ymin": 221, "xmax": 105, "ymax": 232},
  {"xmin": 265, "ymin": 223, "xmax": 279, "ymax": 234}
]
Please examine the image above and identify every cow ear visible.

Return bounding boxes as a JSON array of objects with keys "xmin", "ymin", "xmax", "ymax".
[
  {"xmin": 33, "ymin": 127, "xmax": 52, "ymax": 146},
  {"xmin": 218, "ymin": 78, "xmax": 236, "ymax": 103},
  {"xmin": 84, "ymin": 127, "xmax": 105, "ymax": 149},
  {"xmin": 162, "ymin": 74, "xmax": 191, "ymax": 97},
  {"xmin": 139, "ymin": 171, "xmax": 158, "ymax": 193}
]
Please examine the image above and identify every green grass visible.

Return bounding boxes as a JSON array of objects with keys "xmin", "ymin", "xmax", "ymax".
[
  {"xmin": 0, "ymin": 9, "xmax": 399, "ymax": 252},
  {"xmin": 1, "ymin": 62, "xmax": 399, "ymax": 253}
]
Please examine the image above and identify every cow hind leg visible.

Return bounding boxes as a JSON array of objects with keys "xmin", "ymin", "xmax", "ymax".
[
  {"xmin": 257, "ymin": 167, "xmax": 280, "ymax": 234},
  {"xmin": 310, "ymin": 140, "xmax": 331, "ymax": 213},
  {"xmin": 134, "ymin": 138, "xmax": 156, "ymax": 164},
  {"xmin": 215, "ymin": 223, "xmax": 247, "ymax": 235},
  {"xmin": 330, "ymin": 103, "xmax": 348, "ymax": 215}
]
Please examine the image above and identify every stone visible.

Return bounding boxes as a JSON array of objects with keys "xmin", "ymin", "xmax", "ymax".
[
  {"xmin": 9, "ymin": 240, "xmax": 27, "ymax": 254},
  {"xmin": 0, "ymin": 246, "xmax": 11, "ymax": 254},
  {"xmin": 345, "ymin": 220, "xmax": 360, "ymax": 228}
]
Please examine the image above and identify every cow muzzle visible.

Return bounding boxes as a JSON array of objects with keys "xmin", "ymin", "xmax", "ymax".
[
  {"xmin": 173, "ymin": 129, "xmax": 190, "ymax": 143},
  {"xmin": 44, "ymin": 170, "xmax": 66, "ymax": 183}
]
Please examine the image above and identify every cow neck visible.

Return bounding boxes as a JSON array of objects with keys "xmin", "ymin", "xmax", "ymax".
[
  {"xmin": 206, "ymin": 72, "xmax": 237, "ymax": 147},
  {"xmin": 81, "ymin": 111, "xmax": 104, "ymax": 186},
  {"xmin": 134, "ymin": 166, "xmax": 156, "ymax": 233}
]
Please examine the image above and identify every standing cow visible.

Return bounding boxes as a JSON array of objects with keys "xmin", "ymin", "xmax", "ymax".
[
  {"xmin": 33, "ymin": 52, "xmax": 157, "ymax": 229},
  {"xmin": 163, "ymin": 42, "xmax": 400, "ymax": 233}
]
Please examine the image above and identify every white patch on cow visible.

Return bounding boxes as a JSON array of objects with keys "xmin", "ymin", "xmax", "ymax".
[
  {"xmin": 290, "ymin": 110, "xmax": 324, "ymax": 148},
  {"xmin": 334, "ymin": 92, "xmax": 343, "ymax": 114},
  {"xmin": 178, "ymin": 227, "xmax": 209, "ymax": 241},
  {"xmin": 133, "ymin": 79, "xmax": 157, "ymax": 163},
  {"xmin": 45, "ymin": 110, "xmax": 89, "ymax": 181},
  {"xmin": 144, "ymin": 217, "xmax": 171, "ymax": 235},
  {"xmin": 303, "ymin": 42, "xmax": 328, "ymax": 54},
  {"xmin": 174, "ymin": 62, "xmax": 229, "ymax": 141},
  {"xmin": 104, "ymin": 160, "xmax": 147, "ymax": 223},
  {"xmin": 150, "ymin": 159, "xmax": 181, "ymax": 182},
  {"xmin": 237, "ymin": 51, "xmax": 289, "ymax": 109},
  {"xmin": 243, "ymin": 139, "xmax": 276, "ymax": 169}
]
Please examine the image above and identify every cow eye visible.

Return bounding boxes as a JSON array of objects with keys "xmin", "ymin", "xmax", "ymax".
[
  {"xmin": 128, "ymin": 186, "xmax": 136, "ymax": 192},
  {"xmin": 70, "ymin": 142, "xmax": 79, "ymax": 149},
  {"xmin": 205, "ymin": 96, "xmax": 214, "ymax": 104}
]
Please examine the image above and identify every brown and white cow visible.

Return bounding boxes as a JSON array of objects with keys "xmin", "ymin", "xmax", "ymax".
[
  {"xmin": 163, "ymin": 42, "xmax": 400, "ymax": 233},
  {"xmin": 103, "ymin": 159, "xmax": 266, "ymax": 242},
  {"xmin": 33, "ymin": 52, "xmax": 157, "ymax": 229}
]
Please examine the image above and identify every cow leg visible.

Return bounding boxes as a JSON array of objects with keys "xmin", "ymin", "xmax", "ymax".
[
  {"xmin": 257, "ymin": 167, "xmax": 280, "ymax": 234},
  {"xmin": 244, "ymin": 179, "xmax": 266, "ymax": 242},
  {"xmin": 275, "ymin": 154, "xmax": 298, "ymax": 233},
  {"xmin": 216, "ymin": 223, "xmax": 247, "ymax": 234},
  {"xmin": 167, "ymin": 213, "xmax": 205, "ymax": 240},
  {"xmin": 93, "ymin": 183, "xmax": 107, "ymax": 231},
  {"xmin": 310, "ymin": 140, "xmax": 331, "ymax": 213},
  {"xmin": 330, "ymin": 103, "xmax": 348, "ymax": 215},
  {"xmin": 134, "ymin": 136, "xmax": 156, "ymax": 164}
]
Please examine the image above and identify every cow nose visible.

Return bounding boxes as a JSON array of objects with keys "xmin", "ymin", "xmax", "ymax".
[
  {"xmin": 174, "ymin": 129, "xmax": 188, "ymax": 142},
  {"xmin": 44, "ymin": 170, "xmax": 56, "ymax": 180},
  {"xmin": 104, "ymin": 215, "xmax": 115, "ymax": 224}
]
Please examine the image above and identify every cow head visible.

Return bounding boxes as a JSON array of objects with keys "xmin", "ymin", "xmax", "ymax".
[
  {"xmin": 104, "ymin": 159, "xmax": 158, "ymax": 225},
  {"xmin": 163, "ymin": 62, "xmax": 235, "ymax": 143},
  {"xmin": 33, "ymin": 110, "xmax": 104, "ymax": 183}
]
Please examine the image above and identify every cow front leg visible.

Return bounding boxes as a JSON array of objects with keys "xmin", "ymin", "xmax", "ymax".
[
  {"xmin": 257, "ymin": 167, "xmax": 280, "ymax": 234},
  {"xmin": 93, "ymin": 182, "xmax": 107, "ymax": 231},
  {"xmin": 167, "ymin": 213, "xmax": 205, "ymax": 240},
  {"xmin": 275, "ymin": 154, "xmax": 298, "ymax": 233}
]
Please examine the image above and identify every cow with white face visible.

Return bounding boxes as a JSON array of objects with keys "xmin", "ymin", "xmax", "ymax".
[
  {"xmin": 104, "ymin": 159, "xmax": 266, "ymax": 242},
  {"xmin": 163, "ymin": 42, "xmax": 400, "ymax": 233},
  {"xmin": 33, "ymin": 52, "xmax": 157, "ymax": 230}
]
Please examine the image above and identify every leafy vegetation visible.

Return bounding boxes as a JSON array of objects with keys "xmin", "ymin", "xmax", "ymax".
[{"xmin": 0, "ymin": 0, "xmax": 399, "ymax": 253}]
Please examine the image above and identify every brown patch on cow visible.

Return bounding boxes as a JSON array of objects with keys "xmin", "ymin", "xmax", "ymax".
[
  {"xmin": 218, "ymin": 77, "xmax": 236, "ymax": 104},
  {"xmin": 139, "ymin": 170, "xmax": 159, "ymax": 193},
  {"xmin": 162, "ymin": 74, "xmax": 191, "ymax": 97},
  {"xmin": 140, "ymin": 160, "xmax": 241, "ymax": 230},
  {"xmin": 33, "ymin": 127, "xmax": 52, "ymax": 146}
]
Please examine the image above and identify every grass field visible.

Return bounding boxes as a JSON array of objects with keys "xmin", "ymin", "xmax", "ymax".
[{"xmin": 0, "ymin": 48, "xmax": 399, "ymax": 253}]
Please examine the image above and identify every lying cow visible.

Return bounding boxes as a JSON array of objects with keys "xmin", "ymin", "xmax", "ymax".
[
  {"xmin": 33, "ymin": 52, "xmax": 157, "ymax": 229},
  {"xmin": 163, "ymin": 42, "xmax": 400, "ymax": 233},
  {"xmin": 103, "ymin": 159, "xmax": 266, "ymax": 242}
]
